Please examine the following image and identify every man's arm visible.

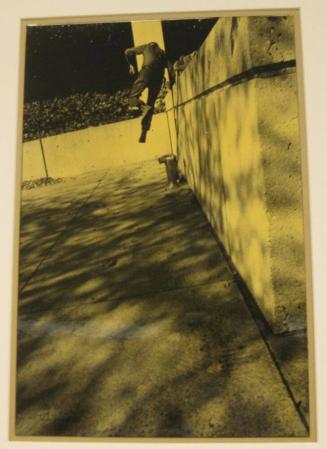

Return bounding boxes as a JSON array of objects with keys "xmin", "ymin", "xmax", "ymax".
[
  {"xmin": 124, "ymin": 45, "xmax": 146, "ymax": 75},
  {"xmin": 124, "ymin": 44, "xmax": 146, "ymax": 60},
  {"xmin": 167, "ymin": 60, "xmax": 175, "ymax": 85},
  {"xmin": 164, "ymin": 58, "xmax": 175, "ymax": 89}
]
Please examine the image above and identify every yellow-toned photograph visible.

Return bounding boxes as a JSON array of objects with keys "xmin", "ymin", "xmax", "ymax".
[{"xmin": 12, "ymin": 10, "xmax": 315, "ymax": 441}]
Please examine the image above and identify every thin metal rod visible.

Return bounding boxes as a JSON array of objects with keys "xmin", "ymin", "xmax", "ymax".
[{"xmin": 39, "ymin": 138, "xmax": 49, "ymax": 178}]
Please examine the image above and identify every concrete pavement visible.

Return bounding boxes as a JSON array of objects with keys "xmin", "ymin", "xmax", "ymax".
[{"xmin": 16, "ymin": 160, "xmax": 308, "ymax": 438}]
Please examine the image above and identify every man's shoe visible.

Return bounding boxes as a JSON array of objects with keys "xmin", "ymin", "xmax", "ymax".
[
  {"xmin": 128, "ymin": 105, "xmax": 140, "ymax": 112},
  {"xmin": 141, "ymin": 104, "xmax": 152, "ymax": 116}
]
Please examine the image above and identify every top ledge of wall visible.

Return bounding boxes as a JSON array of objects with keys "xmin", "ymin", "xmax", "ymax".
[{"xmin": 171, "ymin": 16, "xmax": 296, "ymax": 104}]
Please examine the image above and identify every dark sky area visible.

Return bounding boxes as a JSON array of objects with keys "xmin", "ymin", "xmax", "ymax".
[
  {"xmin": 162, "ymin": 18, "xmax": 217, "ymax": 64},
  {"xmin": 24, "ymin": 18, "xmax": 217, "ymax": 103}
]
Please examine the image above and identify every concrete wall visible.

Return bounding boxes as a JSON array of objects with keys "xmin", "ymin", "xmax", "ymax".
[
  {"xmin": 22, "ymin": 112, "xmax": 172, "ymax": 180},
  {"xmin": 22, "ymin": 140, "xmax": 47, "ymax": 180},
  {"xmin": 171, "ymin": 16, "xmax": 306, "ymax": 333},
  {"xmin": 131, "ymin": 19, "xmax": 165, "ymax": 65}
]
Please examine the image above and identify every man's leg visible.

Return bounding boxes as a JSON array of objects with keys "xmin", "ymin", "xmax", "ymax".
[
  {"xmin": 141, "ymin": 78, "xmax": 163, "ymax": 131},
  {"xmin": 128, "ymin": 77, "xmax": 147, "ymax": 110},
  {"xmin": 147, "ymin": 77, "xmax": 163, "ymax": 108},
  {"xmin": 138, "ymin": 78, "xmax": 163, "ymax": 143},
  {"xmin": 128, "ymin": 68, "xmax": 152, "ymax": 111}
]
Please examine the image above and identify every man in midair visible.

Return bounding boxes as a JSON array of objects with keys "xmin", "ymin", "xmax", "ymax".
[{"xmin": 124, "ymin": 42, "xmax": 174, "ymax": 142}]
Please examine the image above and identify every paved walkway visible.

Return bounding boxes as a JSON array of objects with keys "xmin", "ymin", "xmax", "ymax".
[{"xmin": 16, "ymin": 160, "xmax": 307, "ymax": 438}]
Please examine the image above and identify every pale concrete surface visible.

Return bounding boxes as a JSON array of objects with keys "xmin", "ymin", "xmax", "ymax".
[
  {"xmin": 22, "ymin": 140, "xmax": 47, "ymax": 180},
  {"xmin": 132, "ymin": 20, "xmax": 165, "ymax": 73},
  {"xmin": 171, "ymin": 16, "xmax": 306, "ymax": 333},
  {"xmin": 16, "ymin": 160, "xmax": 307, "ymax": 438},
  {"xmin": 173, "ymin": 16, "xmax": 296, "ymax": 103},
  {"xmin": 266, "ymin": 330, "xmax": 309, "ymax": 422},
  {"xmin": 22, "ymin": 112, "xmax": 171, "ymax": 181}
]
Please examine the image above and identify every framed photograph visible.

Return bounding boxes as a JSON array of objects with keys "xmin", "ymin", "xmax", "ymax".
[{"xmin": 9, "ymin": 7, "xmax": 316, "ymax": 443}]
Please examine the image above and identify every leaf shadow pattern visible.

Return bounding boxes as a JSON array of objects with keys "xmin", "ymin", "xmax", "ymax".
[{"xmin": 16, "ymin": 161, "xmax": 307, "ymax": 438}]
